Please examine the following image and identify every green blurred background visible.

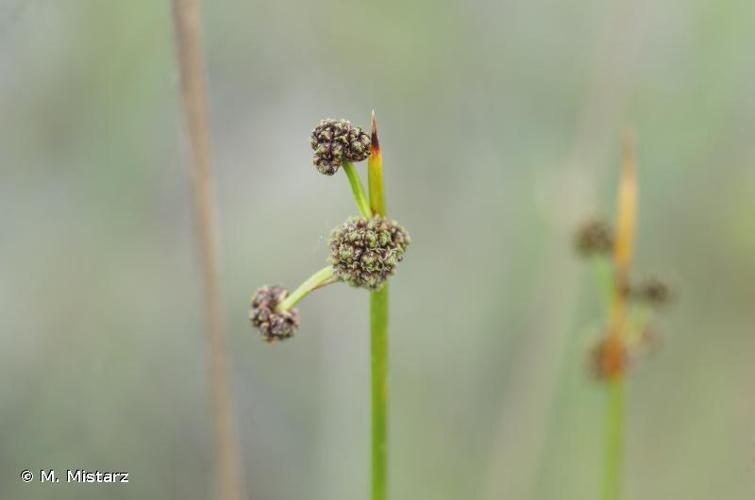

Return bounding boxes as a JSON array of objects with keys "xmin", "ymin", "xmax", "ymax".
[{"xmin": 1, "ymin": 0, "xmax": 754, "ymax": 499}]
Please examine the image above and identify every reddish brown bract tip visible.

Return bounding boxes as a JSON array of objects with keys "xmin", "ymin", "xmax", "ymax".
[
  {"xmin": 371, "ymin": 110, "xmax": 380, "ymax": 153},
  {"xmin": 590, "ymin": 335, "xmax": 628, "ymax": 381}
]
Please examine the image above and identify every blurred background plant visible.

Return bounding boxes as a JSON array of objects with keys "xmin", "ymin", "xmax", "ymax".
[
  {"xmin": 575, "ymin": 135, "xmax": 675, "ymax": 500},
  {"xmin": 1, "ymin": 1, "xmax": 754, "ymax": 500}
]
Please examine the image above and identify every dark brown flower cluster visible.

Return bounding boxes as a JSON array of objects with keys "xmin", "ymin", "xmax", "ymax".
[
  {"xmin": 310, "ymin": 119, "xmax": 371, "ymax": 175},
  {"xmin": 249, "ymin": 286, "xmax": 300, "ymax": 342},
  {"xmin": 575, "ymin": 217, "xmax": 675, "ymax": 309},
  {"xmin": 329, "ymin": 216, "xmax": 411, "ymax": 290},
  {"xmin": 632, "ymin": 276, "xmax": 673, "ymax": 307},
  {"xmin": 576, "ymin": 216, "xmax": 676, "ymax": 380},
  {"xmin": 575, "ymin": 218, "xmax": 614, "ymax": 256}
]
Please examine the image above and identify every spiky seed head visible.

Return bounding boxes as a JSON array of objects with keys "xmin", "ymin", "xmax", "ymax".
[
  {"xmin": 249, "ymin": 286, "xmax": 300, "ymax": 342},
  {"xmin": 575, "ymin": 218, "xmax": 614, "ymax": 257},
  {"xmin": 310, "ymin": 119, "xmax": 371, "ymax": 175},
  {"xmin": 329, "ymin": 216, "xmax": 411, "ymax": 290},
  {"xmin": 633, "ymin": 277, "xmax": 673, "ymax": 308}
]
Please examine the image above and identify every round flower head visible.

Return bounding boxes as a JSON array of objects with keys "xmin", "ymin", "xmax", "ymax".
[
  {"xmin": 310, "ymin": 119, "xmax": 371, "ymax": 175},
  {"xmin": 575, "ymin": 218, "xmax": 613, "ymax": 257},
  {"xmin": 329, "ymin": 216, "xmax": 410, "ymax": 290},
  {"xmin": 249, "ymin": 286, "xmax": 300, "ymax": 342},
  {"xmin": 633, "ymin": 277, "xmax": 673, "ymax": 308}
]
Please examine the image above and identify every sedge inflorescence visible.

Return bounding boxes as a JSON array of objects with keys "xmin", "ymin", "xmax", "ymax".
[
  {"xmin": 310, "ymin": 119, "xmax": 371, "ymax": 175},
  {"xmin": 632, "ymin": 276, "xmax": 673, "ymax": 307},
  {"xmin": 577, "ymin": 212, "xmax": 676, "ymax": 379},
  {"xmin": 575, "ymin": 218, "xmax": 614, "ymax": 257},
  {"xmin": 249, "ymin": 286, "xmax": 300, "ymax": 342},
  {"xmin": 329, "ymin": 216, "xmax": 410, "ymax": 290},
  {"xmin": 249, "ymin": 114, "xmax": 410, "ymax": 342}
]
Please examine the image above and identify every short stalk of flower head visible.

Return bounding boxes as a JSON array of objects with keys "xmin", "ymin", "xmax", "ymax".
[
  {"xmin": 249, "ymin": 267, "xmax": 337, "ymax": 343},
  {"xmin": 249, "ymin": 116, "xmax": 410, "ymax": 343},
  {"xmin": 311, "ymin": 119, "xmax": 373, "ymax": 217}
]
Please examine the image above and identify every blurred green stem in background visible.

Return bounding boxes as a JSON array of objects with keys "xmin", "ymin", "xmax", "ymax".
[
  {"xmin": 276, "ymin": 266, "xmax": 336, "ymax": 312},
  {"xmin": 368, "ymin": 111, "xmax": 388, "ymax": 500},
  {"xmin": 601, "ymin": 134, "xmax": 638, "ymax": 500},
  {"xmin": 603, "ymin": 378, "xmax": 625, "ymax": 500},
  {"xmin": 343, "ymin": 161, "xmax": 373, "ymax": 219},
  {"xmin": 594, "ymin": 257, "xmax": 623, "ymax": 500},
  {"xmin": 592, "ymin": 256, "xmax": 614, "ymax": 311}
]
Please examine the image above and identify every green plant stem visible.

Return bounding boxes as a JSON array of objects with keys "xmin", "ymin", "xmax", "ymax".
[
  {"xmin": 592, "ymin": 256, "xmax": 614, "ymax": 311},
  {"xmin": 370, "ymin": 284, "xmax": 389, "ymax": 500},
  {"xmin": 368, "ymin": 111, "xmax": 388, "ymax": 500},
  {"xmin": 276, "ymin": 266, "xmax": 336, "ymax": 312},
  {"xmin": 594, "ymin": 257, "xmax": 624, "ymax": 500},
  {"xmin": 603, "ymin": 377, "xmax": 625, "ymax": 500},
  {"xmin": 343, "ymin": 161, "xmax": 372, "ymax": 219}
]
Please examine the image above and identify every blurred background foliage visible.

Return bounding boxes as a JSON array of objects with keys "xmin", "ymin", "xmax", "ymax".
[{"xmin": 1, "ymin": 0, "xmax": 754, "ymax": 499}]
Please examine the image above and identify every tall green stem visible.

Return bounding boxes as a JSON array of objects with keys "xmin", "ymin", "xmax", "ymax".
[
  {"xmin": 343, "ymin": 161, "xmax": 372, "ymax": 219},
  {"xmin": 276, "ymin": 266, "xmax": 336, "ymax": 312},
  {"xmin": 601, "ymin": 138, "xmax": 637, "ymax": 500},
  {"xmin": 370, "ymin": 284, "xmax": 389, "ymax": 500},
  {"xmin": 603, "ymin": 377, "xmax": 625, "ymax": 500},
  {"xmin": 368, "ymin": 111, "xmax": 388, "ymax": 500},
  {"xmin": 596, "ymin": 259, "xmax": 623, "ymax": 500},
  {"xmin": 592, "ymin": 256, "xmax": 614, "ymax": 311}
]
